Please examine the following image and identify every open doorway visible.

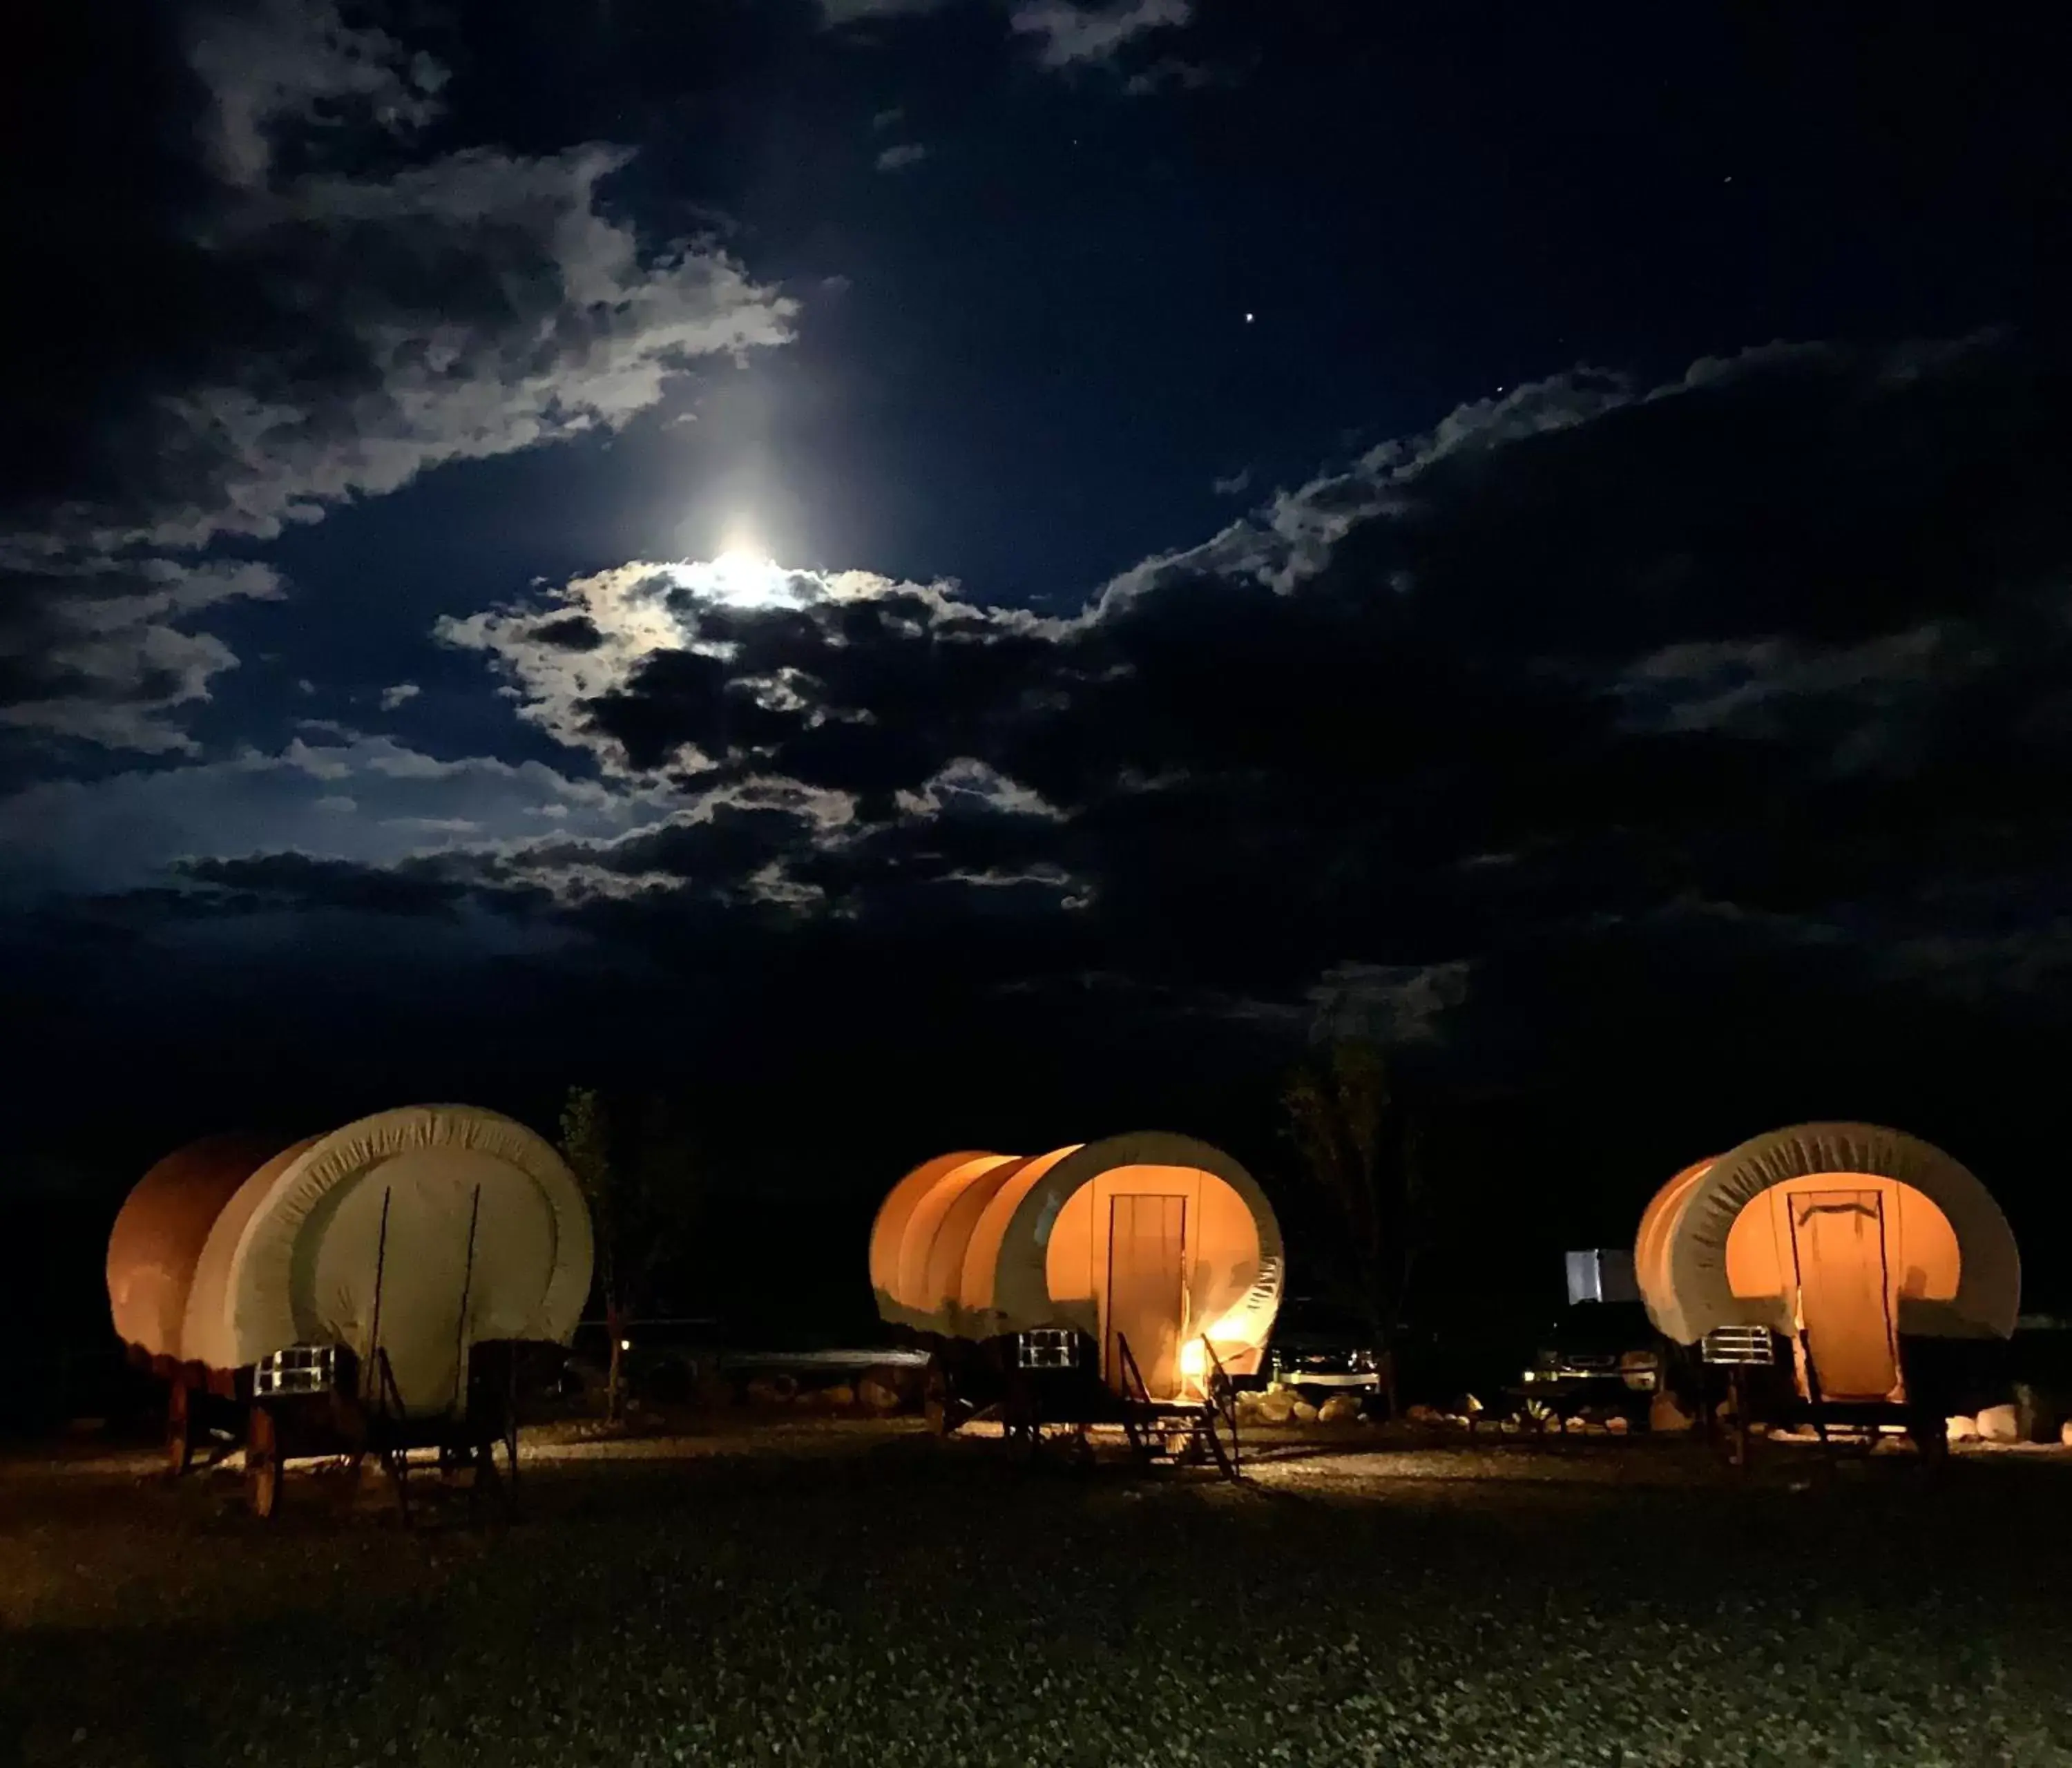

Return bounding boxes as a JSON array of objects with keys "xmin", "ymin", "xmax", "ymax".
[
  {"xmin": 1789, "ymin": 1189, "xmax": 1900, "ymax": 1401},
  {"xmin": 1106, "ymin": 1194, "xmax": 1187, "ymax": 1399}
]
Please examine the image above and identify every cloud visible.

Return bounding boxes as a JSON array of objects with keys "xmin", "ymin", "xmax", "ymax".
[
  {"xmin": 1, "ymin": 0, "xmax": 796, "ymax": 759},
  {"xmin": 875, "ymin": 142, "xmax": 930, "ymax": 172},
  {"xmin": 1307, "ymin": 962, "xmax": 1474, "ymax": 1048},
  {"xmin": 410, "ymin": 333, "xmax": 2072, "ymax": 1035},
  {"xmin": 0, "ymin": 560, "xmax": 285, "ymax": 754},
  {"xmin": 378, "ymin": 682, "xmax": 421, "ymax": 712},
  {"xmin": 18, "ymin": 333, "xmax": 2072, "ymax": 1110},
  {"xmin": 0, "ymin": 727, "xmax": 658, "ymax": 896},
  {"xmin": 1211, "ymin": 466, "xmax": 1254, "ymax": 497},
  {"xmin": 1009, "ymin": 0, "xmax": 1193, "ymax": 68},
  {"xmin": 434, "ymin": 555, "xmax": 1064, "ymax": 786},
  {"xmin": 17, "ymin": 142, "xmax": 795, "ymax": 561},
  {"xmin": 185, "ymin": 0, "xmax": 448, "ymax": 189}
]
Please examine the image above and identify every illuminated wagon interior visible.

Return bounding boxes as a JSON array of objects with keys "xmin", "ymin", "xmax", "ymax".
[
  {"xmin": 1634, "ymin": 1122, "xmax": 2019, "ymax": 1434},
  {"xmin": 870, "ymin": 1133, "xmax": 1283, "ymax": 1454},
  {"xmin": 106, "ymin": 1105, "xmax": 592, "ymax": 1515}
]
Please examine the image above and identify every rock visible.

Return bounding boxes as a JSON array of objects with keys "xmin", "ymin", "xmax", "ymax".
[
  {"xmin": 1976, "ymin": 1403, "xmax": 2021, "ymax": 1444},
  {"xmin": 1605, "ymin": 1415, "xmax": 1631, "ymax": 1435},
  {"xmin": 1317, "ymin": 1395, "xmax": 1362, "ymax": 1425},
  {"xmin": 1540, "ymin": 1414, "xmax": 1566, "ymax": 1435},
  {"xmin": 745, "ymin": 1374, "xmax": 799, "ymax": 1407},
  {"xmin": 1405, "ymin": 1403, "xmax": 1443, "ymax": 1425},
  {"xmin": 1945, "ymin": 1414, "xmax": 1979, "ymax": 1441},
  {"xmin": 1872, "ymin": 1432, "xmax": 1913, "ymax": 1456},
  {"xmin": 857, "ymin": 1377, "xmax": 901, "ymax": 1414},
  {"xmin": 822, "ymin": 1384, "xmax": 856, "ymax": 1410},
  {"xmin": 1289, "ymin": 1400, "xmax": 1321, "ymax": 1426},
  {"xmin": 1649, "ymin": 1392, "xmax": 1694, "ymax": 1433},
  {"xmin": 1578, "ymin": 1419, "xmax": 1608, "ymax": 1437},
  {"xmin": 1254, "ymin": 1388, "xmax": 1297, "ymax": 1426},
  {"xmin": 1497, "ymin": 1416, "xmax": 1522, "ymax": 1435},
  {"xmin": 2060, "ymin": 1421, "xmax": 2072, "ymax": 1449},
  {"xmin": 862, "ymin": 1363, "xmax": 925, "ymax": 1405}
]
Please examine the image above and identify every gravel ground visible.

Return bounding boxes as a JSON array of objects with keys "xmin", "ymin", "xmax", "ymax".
[{"xmin": 6, "ymin": 1422, "xmax": 2071, "ymax": 1767}]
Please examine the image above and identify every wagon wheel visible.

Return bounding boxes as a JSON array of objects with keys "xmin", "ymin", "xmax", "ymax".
[
  {"xmin": 247, "ymin": 1405, "xmax": 282, "ymax": 1520},
  {"xmin": 165, "ymin": 1381, "xmax": 195, "ymax": 1478}
]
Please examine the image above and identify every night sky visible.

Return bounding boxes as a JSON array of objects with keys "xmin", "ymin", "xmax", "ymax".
[{"xmin": 5, "ymin": 3, "xmax": 2069, "ymax": 1304}]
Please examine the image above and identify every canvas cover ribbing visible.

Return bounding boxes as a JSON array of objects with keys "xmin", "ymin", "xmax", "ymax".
[
  {"xmin": 113, "ymin": 1105, "xmax": 593, "ymax": 1419},
  {"xmin": 1635, "ymin": 1121, "xmax": 2018, "ymax": 1345}
]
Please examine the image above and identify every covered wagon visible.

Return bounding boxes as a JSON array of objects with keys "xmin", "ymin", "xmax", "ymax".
[
  {"xmin": 106, "ymin": 1104, "xmax": 592, "ymax": 1514},
  {"xmin": 869, "ymin": 1133, "xmax": 1284, "ymax": 1466},
  {"xmin": 1634, "ymin": 1121, "xmax": 2018, "ymax": 1453}
]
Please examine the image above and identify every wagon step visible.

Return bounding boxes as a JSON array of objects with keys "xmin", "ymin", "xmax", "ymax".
[{"xmin": 1115, "ymin": 1336, "xmax": 1242, "ymax": 1479}]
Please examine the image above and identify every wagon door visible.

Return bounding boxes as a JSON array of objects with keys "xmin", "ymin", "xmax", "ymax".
[
  {"xmin": 1105, "ymin": 1194, "xmax": 1187, "ymax": 1400},
  {"xmin": 1788, "ymin": 1189, "xmax": 1901, "ymax": 1401}
]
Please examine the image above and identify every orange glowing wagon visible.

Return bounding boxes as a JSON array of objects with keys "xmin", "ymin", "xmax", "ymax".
[
  {"xmin": 869, "ymin": 1132, "xmax": 1285, "ymax": 1468},
  {"xmin": 1634, "ymin": 1121, "xmax": 2019, "ymax": 1454}
]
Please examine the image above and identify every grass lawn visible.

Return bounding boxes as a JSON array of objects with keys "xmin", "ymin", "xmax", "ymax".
[{"xmin": 5, "ymin": 1421, "xmax": 2071, "ymax": 1766}]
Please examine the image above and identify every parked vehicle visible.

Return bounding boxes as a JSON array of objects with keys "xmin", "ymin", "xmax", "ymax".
[
  {"xmin": 1265, "ymin": 1298, "xmax": 1388, "ymax": 1398},
  {"xmin": 1519, "ymin": 1299, "xmax": 1668, "ymax": 1422}
]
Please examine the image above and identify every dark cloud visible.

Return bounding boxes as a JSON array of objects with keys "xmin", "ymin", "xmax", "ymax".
[
  {"xmin": 171, "ymin": 850, "xmax": 480, "ymax": 918},
  {"xmin": 0, "ymin": 559, "xmax": 285, "ymax": 756},
  {"xmin": 1, "ymin": 0, "xmax": 792, "ymax": 760},
  {"xmin": 12, "ymin": 334, "xmax": 2072, "ymax": 1195},
  {"xmin": 1010, "ymin": 1, "xmax": 1194, "ymax": 69},
  {"xmin": 421, "ymin": 335, "xmax": 2072, "ymax": 1050}
]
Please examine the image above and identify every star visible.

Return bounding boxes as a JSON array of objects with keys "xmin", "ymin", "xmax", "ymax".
[{"xmin": 1244, "ymin": 311, "xmax": 1256, "ymax": 324}]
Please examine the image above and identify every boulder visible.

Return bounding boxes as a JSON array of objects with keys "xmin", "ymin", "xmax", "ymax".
[
  {"xmin": 1976, "ymin": 1403, "xmax": 2021, "ymax": 1444},
  {"xmin": 1945, "ymin": 1414, "xmax": 1979, "ymax": 1442},
  {"xmin": 2060, "ymin": 1421, "xmax": 2072, "ymax": 1449},
  {"xmin": 1405, "ymin": 1403, "xmax": 1443, "ymax": 1425},
  {"xmin": 822, "ymin": 1384, "xmax": 856, "ymax": 1410},
  {"xmin": 1605, "ymin": 1415, "xmax": 1631, "ymax": 1436},
  {"xmin": 857, "ymin": 1376, "xmax": 903, "ymax": 1414},
  {"xmin": 1649, "ymin": 1392, "xmax": 1694, "ymax": 1434},
  {"xmin": 1540, "ymin": 1414, "xmax": 1566, "ymax": 1435},
  {"xmin": 1290, "ymin": 1400, "xmax": 1321, "ymax": 1426},
  {"xmin": 1254, "ymin": 1388, "xmax": 1298, "ymax": 1426},
  {"xmin": 862, "ymin": 1363, "xmax": 926, "ymax": 1405},
  {"xmin": 1317, "ymin": 1395, "xmax": 1362, "ymax": 1425}
]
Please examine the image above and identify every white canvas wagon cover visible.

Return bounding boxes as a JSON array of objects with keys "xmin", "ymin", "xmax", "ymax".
[
  {"xmin": 1635, "ymin": 1121, "xmax": 2019, "ymax": 1349},
  {"xmin": 109, "ymin": 1105, "xmax": 593, "ymax": 1416}
]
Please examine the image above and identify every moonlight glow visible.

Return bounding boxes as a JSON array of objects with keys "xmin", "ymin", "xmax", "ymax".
[{"xmin": 678, "ymin": 549, "xmax": 802, "ymax": 611}]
